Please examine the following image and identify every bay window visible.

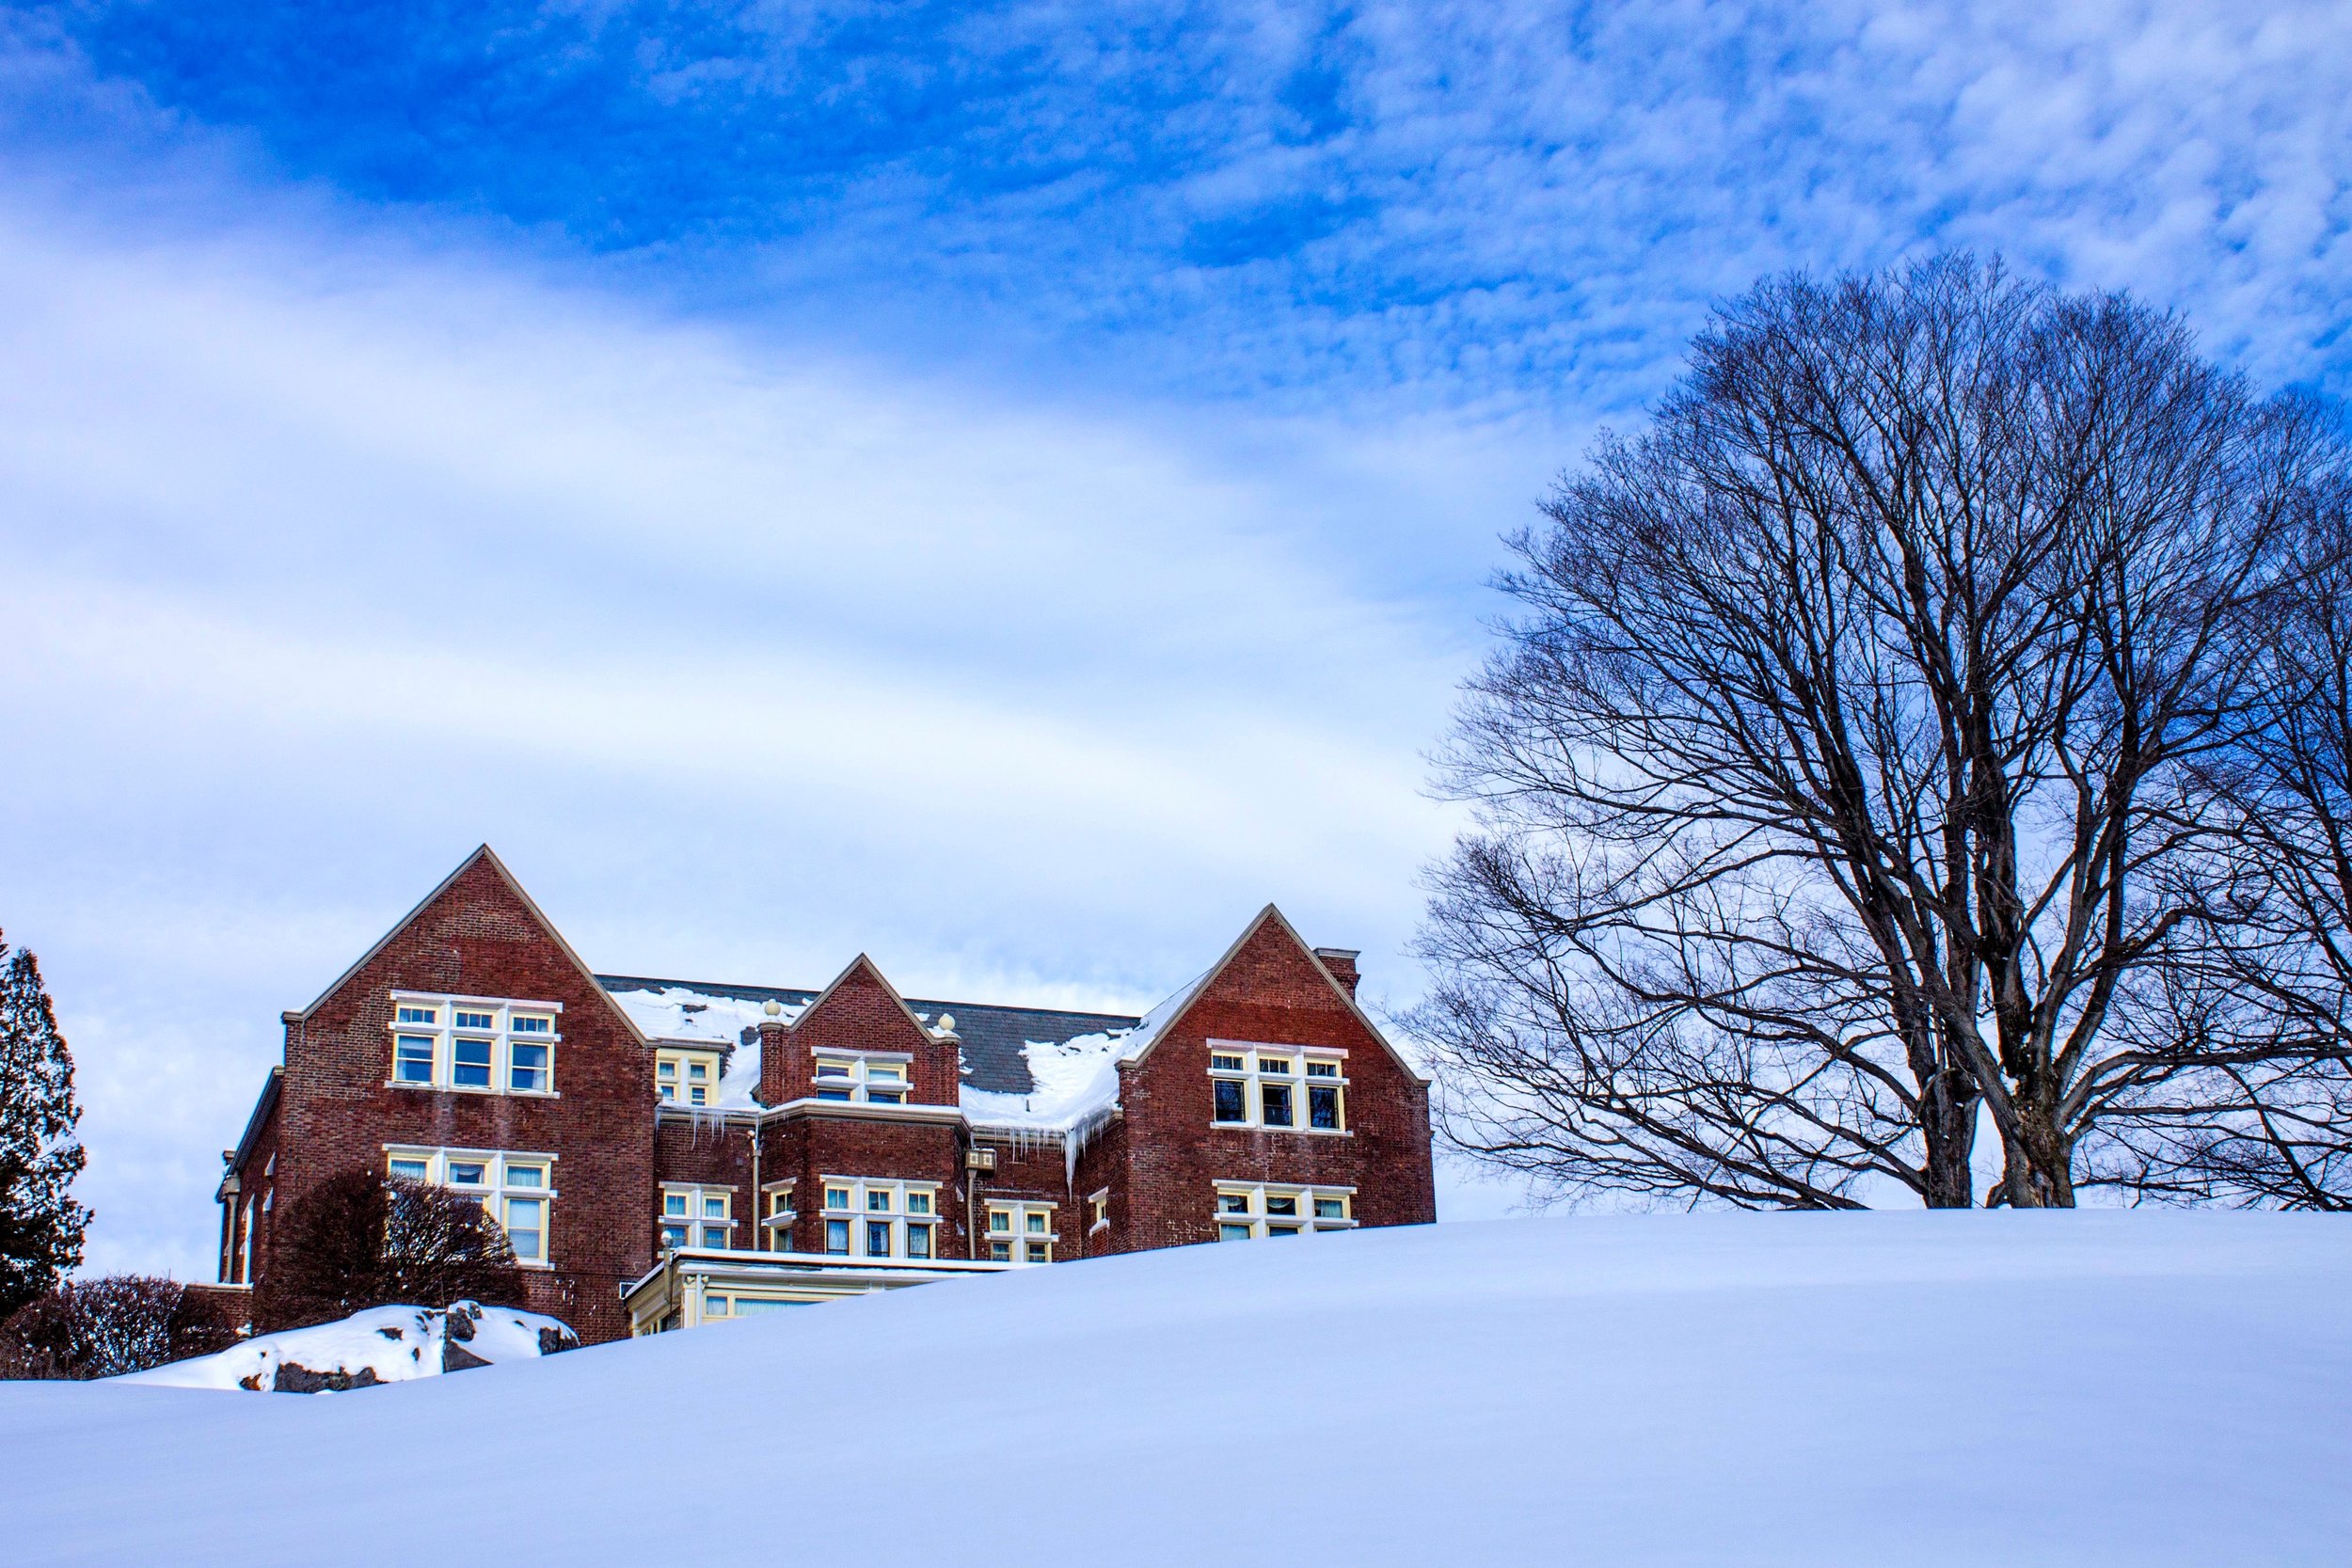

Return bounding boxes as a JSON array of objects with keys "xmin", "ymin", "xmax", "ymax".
[
  {"xmin": 1207, "ymin": 1043, "xmax": 1347, "ymax": 1132},
  {"xmin": 386, "ymin": 992, "xmax": 561, "ymax": 1097},
  {"xmin": 1212, "ymin": 1182, "xmax": 1354, "ymax": 1240},
  {"xmin": 382, "ymin": 1146, "xmax": 558, "ymax": 1263}
]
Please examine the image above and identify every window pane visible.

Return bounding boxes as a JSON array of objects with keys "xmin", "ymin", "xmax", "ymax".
[
  {"xmin": 1258, "ymin": 1057, "xmax": 1293, "ymax": 1076},
  {"xmin": 395, "ymin": 1006, "xmax": 436, "ymax": 1025},
  {"xmin": 1306, "ymin": 1060, "xmax": 1340, "ymax": 1077},
  {"xmin": 689, "ymin": 1086, "xmax": 707, "ymax": 1104},
  {"xmin": 1267, "ymin": 1224, "xmax": 1301, "ymax": 1237},
  {"xmin": 1309, "ymin": 1085, "xmax": 1341, "ymax": 1130},
  {"xmin": 824, "ymin": 1219, "xmax": 850, "ymax": 1255},
  {"xmin": 1210, "ymin": 1053, "xmax": 1245, "ymax": 1071},
  {"xmin": 867, "ymin": 1190, "xmax": 892, "ymax": 1212},
  {"xmin": 1260, "ymin": 1083, "xmax": 1294, "ymax": 1127},
  {"xmin": 661, "ymin": 1224, "xmax": 688, "ymax": 1248},
  {"xmin": 664, "ymin": 1194, "xmax": 688, "ymax": 1216},
  {"xmin": 389, "ymin": 1158, "xmax": 428, "ymax": 1181},
  {"xmin": 448, "ymin": 1161, "xmax": 488, "ymax": 1186},
  {"xmin": 511, "ymin": 1041, "xmax": 549, "ymax": 1092},
  {"xmin": 455, "ymin": 1010, "xmax": 494, "ymax": 1030},
  {"xmin": 1265, "ymin": 1196, "xmax": 1298, "ymax": 1217},
  {"xmin": 824, "ymin": 1188, "xmax": 850, "ymax": 1210},
  {"xmin": 1217, "ymin": 1193, "xmax": 1250, "ymax": 1214},
  {"xmin": 866, "ymin": 1221, "xmax": 893, "ymax": 1256},
  {"xmin": 1218, "ymin": 1223, "xmax": 1252, "ymax": 1243},
  {"xmin": 707, "ymin": 1296, "xmax": 728, "ymax": 1315},
  {"xmin": 867, "ymin": 1063, "xmax": 905, "ymax": 1083},
  {"xmin": 703, "ymin": 1196, "xmax": 726, "ymax": 1218},
  {"xmin": 1025, "ymin": 1242, "xmax": 1049, "ymax": 1262},
  {"xmin": 702, "ymin": 1225, "xmax": 729, "ymax": 1247},
  {"xmin": 1025, "ymin": 1212, "xmax": 1047, "ymax": 1234},
  {"xmin": 658, "ymin": 1060, "xmax": 676, "ymax": 1079},
  {"xmin": 513, "ymin": 1014, "xmax": 553, "ymax": 1034},
  {"xmin": 866, "ymin": 1090, "xmax": 904, "ymax": 1105},
  {"xmin": 815, "ymin": 1060, "xmax": 851, "ymax": 1078},
  {"xmin": 988, "ymin": 1211, "xmax": 1011, "ymax": 1233},
  {"xmin": 1213, "ymin": 1079, "xmax": 1248, "ymax": 1123},
  {"xmin": 453, "ymin": 1037, "xmax": 492, "ymax": 1087},
  {"xmin": 505, "ymin": 1164, "xmax": 546, "ymax": 1188},
  {"xmin": 1313, "ymin": 1197, "xmax": 1346, "ymax": 1220},
  {"xmin": 989, "ymin": 1241, "xmax": 1010, "ymax": 1261},
  {"xmin": 504, "ymin": 1197, "xmax": 545, "ymax": 1260},
  {"xmin": 394, "ymin": 1036, "xmax": 435, "ymax": 1083},
  {"xmin": 906, "ymin": 1192, "xmax": 931, "ymax": 1214},
  {"xmin": 817, "ymin": 1089, "xmax": 853, "ymax": 1101},
  {"xmin": 688, "ymin": 1062, "xmax": 707, "ymax": 1081},
  {"xmin": 906, "ymin": 1225, "xmax": 932, "ymax": 1259}
]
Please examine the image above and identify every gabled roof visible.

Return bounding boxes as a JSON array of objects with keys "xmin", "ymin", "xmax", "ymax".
[
  {"xmin": 789, "ymin": 953, "xmax": 939, "ymax": 1052},
  {"xmin": 294, "ymin": 846, "xmax": 647, "ymax": 1044},
  {"xmin": 1120, "ymin": 904, "xmax": 1428, "ymax": 1085}
]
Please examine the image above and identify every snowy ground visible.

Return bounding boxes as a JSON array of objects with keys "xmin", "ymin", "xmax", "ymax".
[{"xmin": 7, "ymin": 1212, "xmax": 2348, "ymax": 1566}]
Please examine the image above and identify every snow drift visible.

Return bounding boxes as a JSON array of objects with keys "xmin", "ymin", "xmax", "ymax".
[
  {"xmin": 117, "ymin": 1300, "xmax": 577, "ymax": 1392},
  {"xmin": 8, "ymin": 1212, "xmax": 2350, "ymax": 1566}
]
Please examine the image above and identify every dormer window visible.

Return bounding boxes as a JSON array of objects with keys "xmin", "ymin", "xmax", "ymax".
[
  {"xmin": 806, "ymin": 1053, "xmax": 914, "ymax": 1106},
  {"xmin": 387, "ymin": 993, "xmax": 562, "ymax": 1097},
  {"xmin": 655, "ymin": 1046, "xmax": 723, "ymax": 1106}
]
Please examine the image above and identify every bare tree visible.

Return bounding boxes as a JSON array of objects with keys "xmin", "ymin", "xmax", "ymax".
[
  {"xmin": 1415, "ymin": 256, "xmax": 2347, "ymax": 1209},
  {"xmin": 2104, "ymin": 511, "xmax": 2352, "ymax": 1206},
  {"xmin": 258, "ymin": 1170, "xmax": 526, "ymax": 1331}
]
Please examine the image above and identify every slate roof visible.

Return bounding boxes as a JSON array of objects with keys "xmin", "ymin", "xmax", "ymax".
[{"xmin": 595, "ymin": 974, "xmax": 1140, "ymax": 1095}]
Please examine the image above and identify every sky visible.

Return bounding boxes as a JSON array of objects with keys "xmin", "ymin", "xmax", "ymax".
[{"xmin": 1, "ymin": 0, "xmax": 2347, "ymax": 1275}]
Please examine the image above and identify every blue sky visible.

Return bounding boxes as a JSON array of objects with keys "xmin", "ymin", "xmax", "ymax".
[{"xmin": 2, "ymin": 1, "xmax": 2347, "ymax": 1273}]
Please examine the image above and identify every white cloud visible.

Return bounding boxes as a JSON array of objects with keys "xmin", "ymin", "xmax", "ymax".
[{"xmin": 0, "ymin": 192, "xmax": 1502, "ymax": 1275}]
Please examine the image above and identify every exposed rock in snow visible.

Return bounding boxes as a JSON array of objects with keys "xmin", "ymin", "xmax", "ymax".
[{"xmin": 113, "ymin": 1301, "xmax": 577, "ymax": 1393}]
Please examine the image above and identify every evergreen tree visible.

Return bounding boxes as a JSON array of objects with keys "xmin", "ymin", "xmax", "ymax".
[{"xmin": 0, "ymin": 931, "xmax": 89, "ymax": 1320}]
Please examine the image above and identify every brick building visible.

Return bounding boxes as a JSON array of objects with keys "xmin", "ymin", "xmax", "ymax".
[{"xmin": 215, "ymin": 847, "xmax": 1437, "ymax": 1343}]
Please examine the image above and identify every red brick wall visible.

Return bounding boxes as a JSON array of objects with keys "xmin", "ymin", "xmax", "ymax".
[
  {"xmin": 220, "ymin": 1084, "xmax": 281, "ymax": 1285},
  {"xmin": 756, "ymin": 1112, "xmax": 966, "ymax": 1255},
  {"xmin": 1107, "ymin": 917, "xmax": 1436, "ymax": 1254},
  {"xmin": 762, "ymin": 959, "xmax": 959, "ymax": 1107},
  {"xmin": 966, "ymin": 1135, "xmax": 1078, "ymax": 1261},
  {"xmin": 654, "ymin": 1116, "xmax": 757, "ymax": 1250},
  {"xmin": 267, "ymin": 852, "xmax": 655, "ymax": 1344}
]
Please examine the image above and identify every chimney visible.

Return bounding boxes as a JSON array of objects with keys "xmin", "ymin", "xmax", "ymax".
[
  {"xmin": 755, "ymin": 999, "xmax": 791, "ymax": 1106},
  {"xmin": 1314, "ymin": 947, "xmax": 1361, "ymax": 998}
]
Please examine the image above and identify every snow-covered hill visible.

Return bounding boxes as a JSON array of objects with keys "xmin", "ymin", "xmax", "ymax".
[{"xmin": 8, "ymin": 1212, "xmax": 2349, "ymax": 1566}]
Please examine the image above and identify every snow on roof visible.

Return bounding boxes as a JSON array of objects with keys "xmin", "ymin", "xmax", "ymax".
[
  {"xmin": 958, "ymin": 968, "xmax": 1207, "ymax": 1137},
  {"xmin": 116, "ymin": 1301, "xmax": 576, "ymax": 1392},
  {"xmin": 599, "ymin": 974, "xmax": 1152, "ymax": 1122}
]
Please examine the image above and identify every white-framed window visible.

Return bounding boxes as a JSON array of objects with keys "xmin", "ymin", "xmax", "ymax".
[
  {"xmin": 655, "ymin": 1045, "xmax": 723, "ymax": 1105},
  {"xmin": 1213, "ymin": 1182, "xmax": 1354, "ymax": 1241},
  {"xmin": 387, "ymin": 992, "xmax": 562, "ymax": 1097},
  {"xmin": 1207, "ymin": 1042, "xmax": 1347, "ymax": 1132},
  {"xmin": 705, "ymin": 1293, "xmax": 804, "ymax": 1319},
  {"xmin": 382, "ymin": 1146, "xmax": 559, "ymax": 1263},
  {"xmin": 1089, "ymin": 1189, "xmax": 1111, "ymax": 1234},
  {"xmin": 759, "ymin": 1181, "xmax": 797, "ymax": 1251},
  {"xmin": 984, "ymin": 1200, "xmax": 1057, "ymax": 1263},
  {"xmin": 659, "ymin": 1183, "xmax": 736, "ymax": 1251},
  {"xmin": 808, "ymin": 1053, "xmax": 914, "ymax": 1105},
  {"xmin": 818, "ymin": 1177, "xmax": 941, "ymax": 1259}
]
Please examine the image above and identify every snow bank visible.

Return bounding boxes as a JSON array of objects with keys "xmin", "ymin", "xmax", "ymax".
[
  {"xmin": 12, "ymin": 1212, "xmax": 2351, "ymax": 1565},
  {"xmin": 115, "ymin": 1301, "xmax": 578, "ymax": 1393}
]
